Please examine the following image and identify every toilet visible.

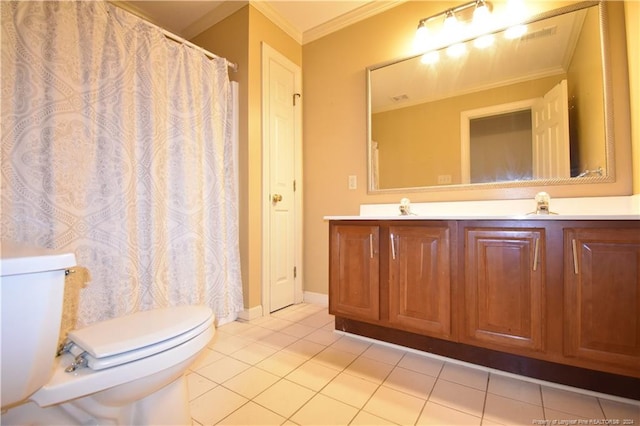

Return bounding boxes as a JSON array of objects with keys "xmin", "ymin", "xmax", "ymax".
[{"xmin": 0, "ymin": 241, "xmax": 216, "ymax": 425}]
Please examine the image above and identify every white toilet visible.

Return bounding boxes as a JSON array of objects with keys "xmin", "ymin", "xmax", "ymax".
[{"xmin": 0, "ymin": 241, "xmax": 216, "ymax": 425}]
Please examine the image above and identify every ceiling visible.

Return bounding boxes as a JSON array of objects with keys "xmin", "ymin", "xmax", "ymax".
[{"xmin": 115, "ymin": 0, "xmax": 401, "ymax": 44}]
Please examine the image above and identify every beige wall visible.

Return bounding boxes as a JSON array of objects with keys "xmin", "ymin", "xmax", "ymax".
[
  {"xmin": 302, "ymin": 0, "xmax": 634, "ymax": 296},
  {"xmin": 192, "ymin": 6, "xmax": 301, "ymax": 310}
]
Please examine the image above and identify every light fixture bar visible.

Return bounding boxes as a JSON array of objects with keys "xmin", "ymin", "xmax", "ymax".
[{"xmin": 417, "ymin": 0, "xmax": 492, "ymax": 29}]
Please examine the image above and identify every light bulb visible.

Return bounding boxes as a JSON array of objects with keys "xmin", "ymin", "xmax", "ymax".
[
  {"xmin": 472, "ymin": 1, "xmax": 491, "ymax": 32},
  {"xmin": 442, "ymin": 11, "xmax": 459, "ymax": 39},
  {"xmin": 414, "ymin": 23, "xmax": 429, "ymax": 52}
]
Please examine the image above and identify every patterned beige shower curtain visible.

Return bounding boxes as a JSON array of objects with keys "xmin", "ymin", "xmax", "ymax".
[{"xmin": 1, "ymin": 1, "xmax": 243, "ymax": 328}]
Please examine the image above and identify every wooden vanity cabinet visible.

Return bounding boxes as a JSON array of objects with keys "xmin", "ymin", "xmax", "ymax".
[
  {"xmin": 329, "ymin": 223, "xmax": 380, "ymax": 322},
  {"xmin": 461, "ymin": 226, "xmax": 545, "ymax": 353},
  {"xmin": 563, "ymin": 227, "xmax": 640, "ymax": 374},
  {"xmin": 388, "ymin": 224, "xmax": 453, "ymax": 339},
  {"xmin": 329, "ymin": 221, "xmax": 454, "ymax": 339},
  {"xmin": 328, "ymin": 219, "xmax": 640, "ymax": 399}
]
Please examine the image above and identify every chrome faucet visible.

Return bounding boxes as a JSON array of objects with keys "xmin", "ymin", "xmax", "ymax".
[
  {"xmin": 529, "ymin": 191, "xmax": 557, "ymax": 215},
  {"xmin": 399, "ymin": 198, "xmax": 412, "ymax": 216}
]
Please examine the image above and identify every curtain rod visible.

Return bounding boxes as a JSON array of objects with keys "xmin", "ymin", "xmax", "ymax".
[
  {"xmin": 157, "ymin": 26, "xmax": 238, "ymax": 72},
  {"xmin": 112, "ymin": 2, "xmax": 239, "ymax": 72}
]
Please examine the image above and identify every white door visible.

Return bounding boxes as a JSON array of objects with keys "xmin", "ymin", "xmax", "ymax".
[
  {"xmin": 262, "ymin": 43, "xmax": 302, "ymax": 313},
  {"xmin": 532, "ymin": 80, "xmax": 570, "ymax": 179}
]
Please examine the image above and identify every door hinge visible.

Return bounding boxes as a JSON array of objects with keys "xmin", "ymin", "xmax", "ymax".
[
  {"xmin": 293, "ymin": 93, "xmax": 301, "ymax": 106},
  {"xmin": 293, "ymin": 180, "xmax": 296, "ymax": 192},
  {"xmin": 294, "ymin": 266, "xmax": 297, "ymax": 278}
]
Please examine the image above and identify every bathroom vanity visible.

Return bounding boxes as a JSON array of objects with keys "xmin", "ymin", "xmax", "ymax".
[{"xmin": 326, "ymin": 197, "xmax": 640, "ymax": 400}]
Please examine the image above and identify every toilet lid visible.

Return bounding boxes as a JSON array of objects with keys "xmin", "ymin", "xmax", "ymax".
[{"xmin": 66, "ymin": 305, "xmax": 214, "ymax": 370}]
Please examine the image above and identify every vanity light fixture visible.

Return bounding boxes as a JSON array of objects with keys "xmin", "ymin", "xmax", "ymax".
[{"xmin": 414, "ymin": 0, "xmax": 494, "ymax": 54}]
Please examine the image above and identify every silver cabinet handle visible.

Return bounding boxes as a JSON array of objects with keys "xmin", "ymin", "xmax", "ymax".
[
  {"xmin": 390, "ymin": 233, "xmax": 396, "ymax": 260},
  {"xmin": 572, "ymin": 239, "xmax": 579, "ymax": 274},
  {"xmin": 369, "ymin": 234, "xmax": 374, "ymax": 259}
]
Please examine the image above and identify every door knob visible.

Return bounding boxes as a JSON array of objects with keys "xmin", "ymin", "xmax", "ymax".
[{"xmin": 272, "ymin": 194, "xmax": 283, "ymax": 203}]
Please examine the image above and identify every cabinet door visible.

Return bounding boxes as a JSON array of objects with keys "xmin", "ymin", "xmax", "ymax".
[
  {"xmin": 463, "ymin": 228, "xmax": 545, "ymax": 351},
  {"xmin": 388, "ymin": 225, "xmax": 451, "ymax": 338},
  {"xmin": 329, "ymin": 224, "xmax": 379, "ymax": 322},
  {"xmin": 564, "ymin": 228, "xmax": 640, "ymax": 372}
]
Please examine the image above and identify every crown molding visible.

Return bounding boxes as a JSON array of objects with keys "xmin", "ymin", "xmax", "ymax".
[
  {"xmin": 184, "ymin": 1, "xmax": 249, "ymax": 40},
  {"xmin": 303, "ymin": 0, "xmax": 407, "ymax": 44},
  {"xmin": 250, "ymin": 0, "xmax": 303, "ymax": 44}
]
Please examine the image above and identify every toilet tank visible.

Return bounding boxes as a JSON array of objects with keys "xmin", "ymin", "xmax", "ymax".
[{"xmin": 1, "ymin": 241, "xmax": 76, "ymax": 409}]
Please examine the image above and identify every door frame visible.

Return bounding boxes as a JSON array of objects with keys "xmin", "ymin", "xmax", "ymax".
[
  {"xmin": 460, "ymin": 98, "xmax": 537, "ymax": 184},
  {"xmin": 261, "ymin": 42, "xmax": 303, "ymax": 314}
]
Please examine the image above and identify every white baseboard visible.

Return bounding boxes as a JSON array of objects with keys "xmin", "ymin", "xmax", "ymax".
[
  {"xmin": 303, "ymin": 291, "xmax": 328, "ymax": 307},
  {"xmin": 237, "ymin": 304, "xmax": 263, "ymax": 321}
]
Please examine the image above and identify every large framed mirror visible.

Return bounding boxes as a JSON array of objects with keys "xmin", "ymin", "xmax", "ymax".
[{"xmin": 367, "ymin": 1, "xmax": 615, "ymax": 193}]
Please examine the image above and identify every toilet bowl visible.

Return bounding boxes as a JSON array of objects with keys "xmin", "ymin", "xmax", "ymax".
[{"xmin": 0, "ymin": 241, "xmax": 216, "ymax": 425}]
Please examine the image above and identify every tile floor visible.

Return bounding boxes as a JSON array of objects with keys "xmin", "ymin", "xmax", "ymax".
[{"xmin": 187, "ymin": 303, "xmax": 640, "ymax": 426}]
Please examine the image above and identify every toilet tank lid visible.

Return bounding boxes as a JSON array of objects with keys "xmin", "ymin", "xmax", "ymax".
[
  {"xmin": 67, "ymin": 305, "xmax": 214, "ymax": 359},
  {"xmin": 0, "ymin": 241, "xmax": 76, "ymax": 276}
]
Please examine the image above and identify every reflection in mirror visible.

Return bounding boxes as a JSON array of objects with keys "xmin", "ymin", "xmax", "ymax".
[{"xmin": 368, "ymin": 2, "xmax": 611, "ymax": 192}]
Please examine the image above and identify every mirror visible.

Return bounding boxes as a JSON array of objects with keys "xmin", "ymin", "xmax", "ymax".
[{"xmin": 368, "ymin": 1, "xmax": 614, "ymax": 193}]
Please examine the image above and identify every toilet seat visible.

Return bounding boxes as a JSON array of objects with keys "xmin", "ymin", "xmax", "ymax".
[{"xmin": 64, "ymin": 305, "xmax": 213, "ymax": 371}]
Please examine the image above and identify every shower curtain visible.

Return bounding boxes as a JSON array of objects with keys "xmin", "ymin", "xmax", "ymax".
[{"xmin": 1, "ymin": 1, "xmax": 243, "ymax": 327}]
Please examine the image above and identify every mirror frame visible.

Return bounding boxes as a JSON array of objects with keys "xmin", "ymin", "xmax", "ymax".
[{"xmin": 367, "ymin": 1, "xmax": 615, "ymax": 194}]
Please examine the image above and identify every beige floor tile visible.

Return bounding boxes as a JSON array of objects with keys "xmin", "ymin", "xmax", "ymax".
[
  {"xmin": 416, "ymin": 401, "xmax": 482, "ymax": 426},
  {"xmin": 258, "ymin": 317, "xmax": 295, "ymax": 331},
  {"xmin": 190, "ymin": 386, "xmax": 248, "ymax": 425},
  {"xmin": 213, "ymin": 333, "xmax": 253, "ymax": 355},
  {"xmin": 344, "ymin": 356, "xmax": 395, "ymax": 384},
  {"xmin": 282, "ymin": 338, "xmax": 326, "ymax": 359},
  {"xmin": 223, "ymin": 366, "xmax": 280, "ymax": 399},
  {"xmin": 429, "ymin": 379, "xmax": 486, "ymax": 418},
  {"xmin": 286, "ymin": 359, "xmax": 340, "ymax": 391},
  {"xmin": 196, "ymin": 355, "xmax": 251, "ymax": 384},
  {"xmin": 350, "ymin": 410, "xmax": 400, "ymax": 425},
  {"xmin": 483, "ymin": 392, "xmax": 545, "ymax": 425},
  {"xmin": 320, "ymin": 371, "xmax": 380, "ymax": 409},
  {"xmin": 237, "ymin": 324, "xmax": 275, "ymax": 341},
  {"xmin": 383, "ymin": 366, "xmax": 437, "ymax": 399},
  {"xmin": 298, "ymin": 310, "xmax": 335, "ymax": 328},
  {"xmin": 190, "ymin": 347, "xmax": 226, "ymax": 371},
  {"xmin": 280, "ymin": 322, "xmax": 316, "ymax": 338},
  {"xmin": 229, "ymin": 341, "xmax": 279, "ymax": 365},
  {"xmin": 259, "ymin": 331, "xmax": 299, "ymax": 350},
  {"xmin": 361, "ymin": 343, "xmax": 406, "ymax": 365},
  {"xmin": 256, "ymin": 350, "xmax": 307, "ymax": 377},
  {"xmin": 290, "ymin": 393, "xmax": 359, "ymax": 425},
  {"xmin": 438, "ymin": 362, "xmax": 488, "ymax": 391},
  {"xmin": 253, "ymin": 379, "xmax": 316, "ymax": 418},
  {"xmin": 311, "ymin": 346, "xmax": 359, "ymax": 371},
  {"xmin": 397, "ymin": 352, "xmax": 445, "ymax": 377},
  {"xmin": 487, "ymin": 374, "xmax": 542, "ymax": 406},
  {"xmin": 543, "ymin": 408, "xmax": 591, "ymax": 422},
  {"xmin": 304, "ymin": 328, "xmax": 342, "ymax": 346},
  {"xmin": 218, "ymin": 320, "xmax": 255, "ymax": 335},
  {"xmin": 186, "ymin": 372, "xmax": 217, "ymax": 401},
  {"xmin": 541, "ymin": 386, "xmax": 604, "ymax": 418},
  {"xmin": 599, "ymin": 398, "xmax": 640, "ymax": 422},
  {"xmin": 330, "ymin": 335, "xmax": 371, "ymax": 355},
  {"xmin": 216, "ymin": 401, "xmax": 286, "ymax": 426},
  {"xmin": 363, "ymin": 385, "xmax": 426, "ymax": 425}
]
